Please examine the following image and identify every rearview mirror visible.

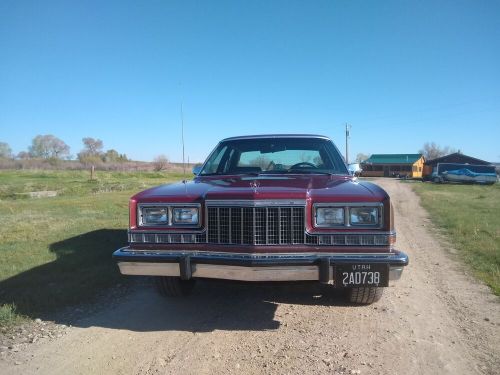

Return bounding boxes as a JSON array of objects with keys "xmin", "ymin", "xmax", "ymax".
[{"xmin": 259, "ymin": 143, "xmax": 287, "ymax": 154}]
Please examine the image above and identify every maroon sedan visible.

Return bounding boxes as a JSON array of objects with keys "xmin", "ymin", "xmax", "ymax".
[{"xmin": 113, "ymin": 135, "xmax": 408, "ymax": 304}]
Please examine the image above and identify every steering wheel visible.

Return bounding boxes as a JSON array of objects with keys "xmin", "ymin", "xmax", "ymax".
[{"xmin": 289, "ymin": 162, "xmax": 317, "ymax": 169}]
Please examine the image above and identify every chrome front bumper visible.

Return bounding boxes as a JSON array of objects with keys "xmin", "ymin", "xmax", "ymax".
[{"xmin": 113, "ymin": 248, "xmax": 408, "ymax": 284}]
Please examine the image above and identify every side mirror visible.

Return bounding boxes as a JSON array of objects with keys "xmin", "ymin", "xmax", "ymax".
[{"xmin": 192, "ymin": 166, "xmax": 202, "ymax": 175}]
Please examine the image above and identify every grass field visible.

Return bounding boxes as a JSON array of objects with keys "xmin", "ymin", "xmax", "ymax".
[
  {"xmin": 411, "ymin": 181, "xmax": 500, "ymax": 295},
  {"xmin": 1, "ymin": 171, "xmax": 498, "ymax": 327},
  {"xmin": 0, "ymin": 170, "xmax": 187, "ymax": 327}
]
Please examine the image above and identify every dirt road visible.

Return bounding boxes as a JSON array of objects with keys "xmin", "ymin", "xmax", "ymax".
[{"xmin": 1, "ymin": 178, "xmax": 499, "ymax": 375}]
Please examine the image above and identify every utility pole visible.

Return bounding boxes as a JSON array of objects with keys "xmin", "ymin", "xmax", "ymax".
[
  {"xmin": 345, "ymin": 123, "xmax": 351, "ymax": 164},
  {"xmin": 181, "ymin": 102, "xmax": 186, "ymax": 175}
]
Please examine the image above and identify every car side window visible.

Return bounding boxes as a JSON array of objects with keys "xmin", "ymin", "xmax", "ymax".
[{"xmin": 204, "ymin": 145, "xmax": 228, "ymax": 174}]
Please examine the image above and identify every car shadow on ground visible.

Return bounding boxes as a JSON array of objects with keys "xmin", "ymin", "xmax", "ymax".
[
  {"xmin": 0, "ymin": 229, "xmax": 127, "ymax": 321},
  {"xmin": 1, "ymin": 228, "xmax": 362, "ymax": 334},
  {"xmin": 68, "ymin": 278, "xmax": 356, "ymax": 333}
]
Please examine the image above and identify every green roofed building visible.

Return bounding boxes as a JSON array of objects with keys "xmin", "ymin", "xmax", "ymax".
[{"xmin": 360, "ymin": 154, "xmax": 425, "ymax": 178}]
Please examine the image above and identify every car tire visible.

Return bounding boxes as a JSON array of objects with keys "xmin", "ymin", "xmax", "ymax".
[
  {"xmin": 155, "ymin": 276, "xmax": 195, "ymax": 297},
  {"xmin": 347, "ymin": 287, "xmax": 383, "ymax": 304}
]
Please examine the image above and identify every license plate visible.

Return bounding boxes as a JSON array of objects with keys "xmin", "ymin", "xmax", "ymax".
[{"xmin": 335, "ymin": 263, "xmax": 389, "ymax": 287}]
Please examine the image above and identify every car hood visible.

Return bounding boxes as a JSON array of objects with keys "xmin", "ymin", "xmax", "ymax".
[{"xmin": 133, "ymin": 174, "xmax": 388, "ymax": 203}]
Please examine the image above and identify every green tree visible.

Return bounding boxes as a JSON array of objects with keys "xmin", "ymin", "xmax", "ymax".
[
  {"xmin": 103, "ymin": 149, "xmax": 120, "ymax": 162},
  {"xmin": 118, "ymin": 153, "xmax": 129, "ymax": 162}
]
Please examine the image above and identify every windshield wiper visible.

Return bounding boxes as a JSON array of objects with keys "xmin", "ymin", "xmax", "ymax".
[
  {"xmin": 200, "ymin": 172, "xmax": 261, "ymax": 177},
  {"xmin": 200, "ymin": 170, "xmax": 338, "ymax": 177},
  {"xmin": 284, "ymin": 169, "xmax": 334, "ymax": 175}
]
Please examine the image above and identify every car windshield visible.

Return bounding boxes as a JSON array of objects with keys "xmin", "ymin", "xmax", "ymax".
[{"xmin": 199, "ymin": 137, "xmax": 348, "ymax": 176}]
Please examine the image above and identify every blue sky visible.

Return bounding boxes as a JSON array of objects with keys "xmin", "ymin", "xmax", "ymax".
[{"xmin": 1, "ymin": 0, "xmax": 499, "ymax": 163}]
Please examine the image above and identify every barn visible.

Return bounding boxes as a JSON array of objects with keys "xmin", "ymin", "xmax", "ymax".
[
  {"xmin": 422, "ymin": 152, "xmax": 492, "ymax": 180},
  {"xmin": 360, "ymin": 154, "xmax": 425, "ymax": 178}
]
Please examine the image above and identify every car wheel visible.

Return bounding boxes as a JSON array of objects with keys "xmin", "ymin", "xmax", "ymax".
[
  {"xmin": 347, "ymin": 287, "xmax": 383, "ymax": 304},
  {"xmin": 155, "ymin": 276, "xmax": 195, "ymax": 297},
  {"xmin": 433, "ymin": 177, "xmax": 441, "ymax": 183}
]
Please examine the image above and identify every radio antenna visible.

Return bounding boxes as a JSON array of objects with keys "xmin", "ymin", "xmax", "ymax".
[
  {"xmin": 345, "ymin": 123, "xmax": 351, "ymax": 164},
  {"xmin": 181, "ymin": 101, "xmax": 186, "ymax": 175}
]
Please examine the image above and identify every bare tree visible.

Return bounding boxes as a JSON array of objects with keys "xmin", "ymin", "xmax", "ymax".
[
  {"xmin": 313, "ymin": 155, "xmax": 323, "ymax": 165},
  {"xmin": 29, "ymin": 135, "xmax": 70, "ymax": 159},
  {"xmin": 82, "ymin": 137, "xmax": 103, "ymax": 155},
  {"xmin": 249, "ymin": 155, "xmax": 271, "ymax": 170},
  {"xmin": 78, "ymin": 137, "xmax": 103, "ymax": 156},
  {"xmin": 419, "ymin": 142, "xmax": 456, "ymax": 160},
  {"xmin": 300, "ymin": 153, "xmax": 312, "ymax": 163},
  {"xmin": 0, "ymin": 142, "xmax": 12, "ymax": 159},
  {"xmin": 153, "ymin": 155, "xmax": 170, "ymax": 171},
  {"xmin": 355, "ymin": 153, "xmax": 370, "ymax": 163},
  {"xmin": 78, "ymin": 137, "xmax": 104, "ymax": 164},
  {"xmin": 17, "ymin": 151, "xmax": 31, "ymax": 159}
]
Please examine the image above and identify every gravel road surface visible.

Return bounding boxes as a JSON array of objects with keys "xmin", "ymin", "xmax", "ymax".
[{"xmin": 1, "ymin": 178, "xmax": 498, "ymax": 375}]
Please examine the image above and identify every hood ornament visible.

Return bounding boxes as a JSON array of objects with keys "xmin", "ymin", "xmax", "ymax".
[{"xmin": 250, "ymin": 180, "xmax": 260, "ymax": 193}]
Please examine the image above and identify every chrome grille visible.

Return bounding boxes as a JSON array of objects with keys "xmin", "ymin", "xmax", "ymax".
[
  {"xmin": 207, "ymin": 206, "xmax": 305, "ymax": 245},
  {"xmin": 128, "ymin": 230, "xmax": 391, "ymax": 246},
  {"xmin": 305, "ymin": 234, "xmax": 389, "ymax": 246},
  {"xmin": 129, "ymin": 232, "xmax": 206, "ymax": 244}
]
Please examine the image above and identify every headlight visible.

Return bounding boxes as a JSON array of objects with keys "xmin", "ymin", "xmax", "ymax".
[
  {"xmin": 315, "ymin": 207, "xmax": 345, "ymax": 227},
  {"xmin": 350, "ymin": 207, "xmax": 379, "ymax": 226},
  {"xmin": 138, "ymin": 204, "xmax": 201, "ymax": 227},
  {"xmin": 141, "ymin": 206, "xmax": 168, "ymax": 225},
  {"xmin": 173, "ymin": 207, "xmax": 199, "ymax": 225}
]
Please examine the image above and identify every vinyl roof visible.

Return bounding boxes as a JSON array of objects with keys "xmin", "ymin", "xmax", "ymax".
[{"xmin": 362, "ymin": 154, "xmax": 423, "ymax": 164}]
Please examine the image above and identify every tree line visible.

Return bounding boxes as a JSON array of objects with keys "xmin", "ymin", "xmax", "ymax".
[
  {"xmin": 0, "ymin": 135, "xmax": 129, "ymax": 164},
  {"xmin": 1, "ymin": 136, "xmax": 458, "ymax": 168},
  {"xmin": 354, "ymin": 142, "xmax": 457, "ymax": 163}
]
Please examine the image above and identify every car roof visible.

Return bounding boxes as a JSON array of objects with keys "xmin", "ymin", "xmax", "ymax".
[{"xmin": 221, "ymin": 134, "xmax": 331, "ymax": 142}]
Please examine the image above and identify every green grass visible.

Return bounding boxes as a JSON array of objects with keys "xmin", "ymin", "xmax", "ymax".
[
  {"xmin": 0, "ymin": 169, "xmax": 187, "ymax": 200},
  {"xmin": 411, "ymin": 182, "xmax": 500, "ymax": 295},
  {"xmin": 0, "ymin": 170, "xmax": 188, "ymax": 326},
  {"xmin": 0, "ymin": 304, "xmax": 21, "ymax": 327}
]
